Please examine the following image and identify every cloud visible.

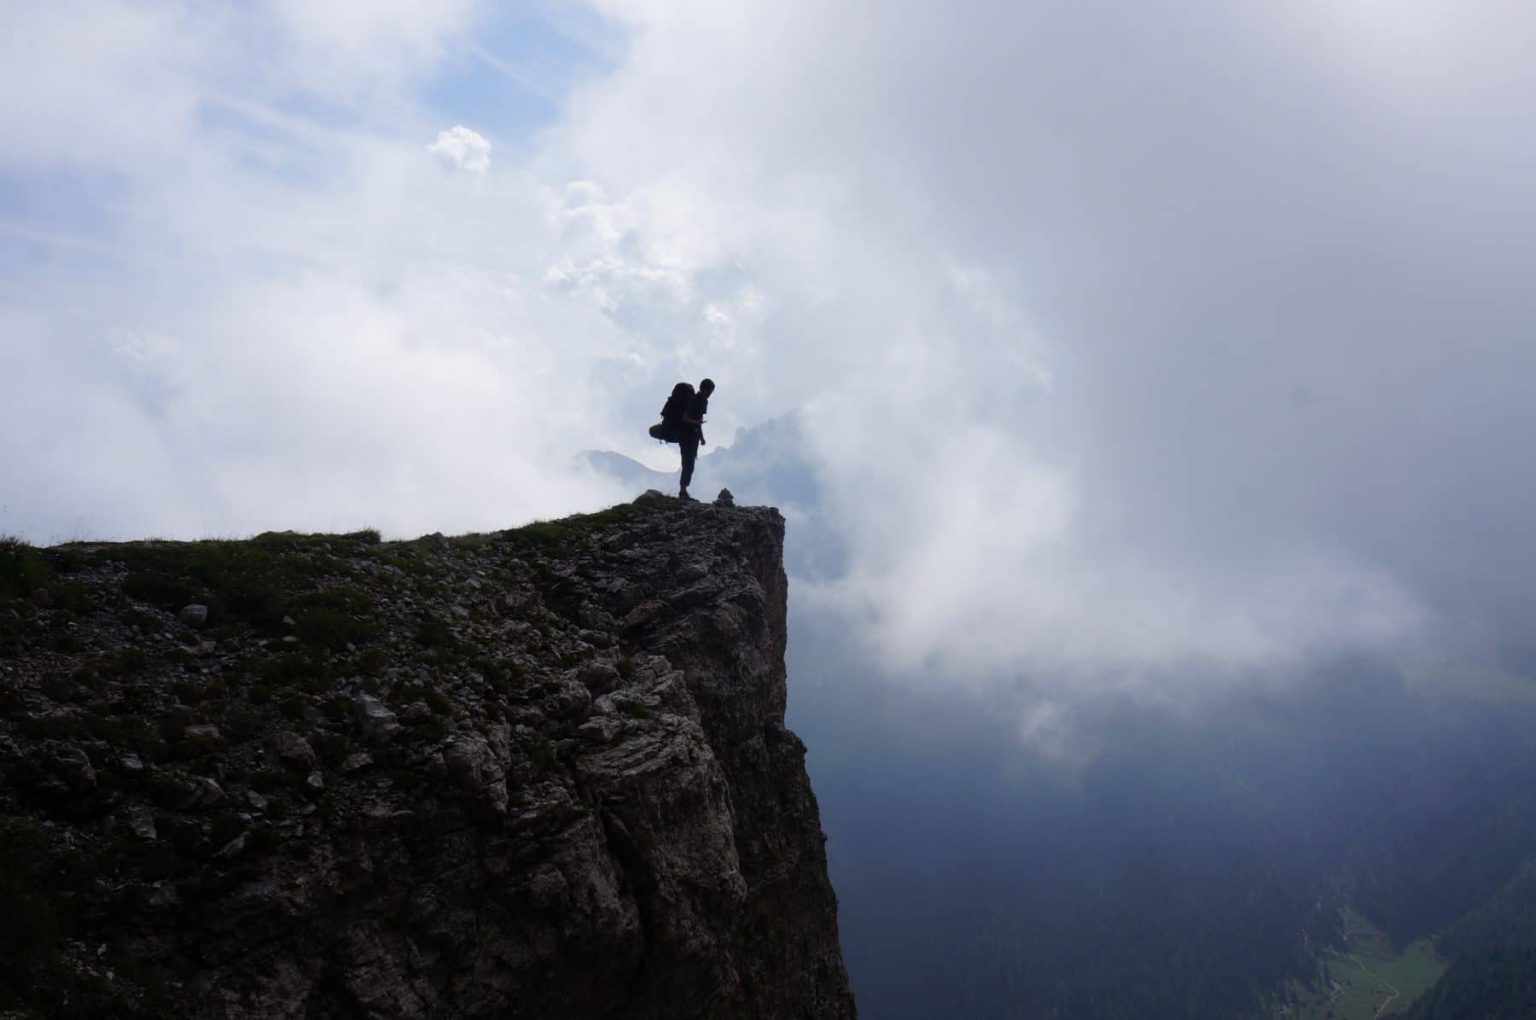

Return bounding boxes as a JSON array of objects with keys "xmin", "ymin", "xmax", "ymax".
[
  {"xmin": 548, "ymin": 0, "xmax": 1536, "ymax": 687},
  {"xmin": 7, "ymin": 0, "xmax": 1536, "ymax": 704},
  {"xmin": 0, "ymin": 5, "xmax": 632, "ymax": 542},
  {"xmin": 262, "ymin": 0, "xmax": 480, "ymax": 100},
  {"xmin": 0, "ymin": 1, "xmax": 205, "ymax": 170},
  {"xmin": 427, "ymin": 125, "xmax": 492, "ymax": 173}
]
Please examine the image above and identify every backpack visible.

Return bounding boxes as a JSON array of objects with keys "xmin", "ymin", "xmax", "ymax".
[{"xmin": 649, "ymin": 382, "xmax": 695, "ymax": 443}]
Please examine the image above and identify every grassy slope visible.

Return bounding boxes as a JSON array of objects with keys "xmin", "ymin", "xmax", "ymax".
[{"xmin": 1286, "ymin": 910, "xmax": 1446, "ymax": 1019}]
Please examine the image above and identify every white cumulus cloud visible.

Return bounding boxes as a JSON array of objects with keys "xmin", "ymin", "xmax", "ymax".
[{"xmin": 427, "ymin": 125, "xmax": 491, "ymax": 173}]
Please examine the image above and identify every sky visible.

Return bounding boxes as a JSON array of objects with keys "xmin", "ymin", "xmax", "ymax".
[{"xmin": 6, "ymin": 0, "xmax": 1536, "ymax": 706}]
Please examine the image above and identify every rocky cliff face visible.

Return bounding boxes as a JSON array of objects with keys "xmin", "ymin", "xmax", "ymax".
[{"xmin": 0, "ymin": 494, "xmax": 855, "ymax": 1018}]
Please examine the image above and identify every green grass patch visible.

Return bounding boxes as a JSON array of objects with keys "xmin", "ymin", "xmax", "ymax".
[
  {"xmin": 422, "ymin": 687, "xmax": 454, "ymax": 716},
  {"xmin": 0, "ymin": 537, "xmax": 54, "ymax": 600},
  {"xmin": 507, "ymin": 520, "xmax": 580, "ymax": 550},
  {"xmin": 117, "ymin": 541, "xmax": 300, "ymax": 630},
  {"xmin": 110, "ymin": 530, "xmax": 383, "ymax": 633},
  {"xmin": 1287, "ymin": 909, "xmax": 1447, "ymax": 1019},
  {"xmin": 414, "ymin": 615, "xmax": 459, "ymax": 652},
  {"xmin": 291, "ymin": 587, "xmax": 378, "ymax": 651},
  {"xmin": 499, "ymin": 501, "xmax": 663, "ymax": 554}
]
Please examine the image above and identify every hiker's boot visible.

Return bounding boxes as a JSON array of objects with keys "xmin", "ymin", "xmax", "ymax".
[{"xmin": 679, "ymin": 487, "xmax": 695, "ymax": 502}]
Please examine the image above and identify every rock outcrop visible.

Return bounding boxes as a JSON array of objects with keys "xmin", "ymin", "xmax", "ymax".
[{"xmin": 0, "ymin": 496, "xmax": 855, "ymax": 1018}]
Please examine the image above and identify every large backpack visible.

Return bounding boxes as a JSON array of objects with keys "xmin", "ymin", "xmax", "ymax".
[{"xmin": 649, "ymin": 382, "xmax": 695, "ymax": 443}]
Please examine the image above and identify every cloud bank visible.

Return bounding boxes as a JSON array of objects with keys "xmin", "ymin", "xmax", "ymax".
[
  {"xmin": 6, "ymin": 0, "xmax": 1536, "ymax": 697},
  {"xmin": 551, "ymin": 0, "xmax": 1536, "ymax": 687}
]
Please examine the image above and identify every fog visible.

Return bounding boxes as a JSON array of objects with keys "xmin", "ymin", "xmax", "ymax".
[{"xmin": 8, "ymin": 2, "xmax": 1536, "ymax": 700}]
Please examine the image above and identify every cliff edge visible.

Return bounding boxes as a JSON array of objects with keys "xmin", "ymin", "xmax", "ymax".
[{"xmin": 0, "ymin": 494, "xmax": 856, "ymax": 1018}]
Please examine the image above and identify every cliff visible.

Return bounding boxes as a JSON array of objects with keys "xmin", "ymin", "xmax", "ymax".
[{"xmin": 0, "ymin": 494, "xmax": 856, "ymax": 1018}]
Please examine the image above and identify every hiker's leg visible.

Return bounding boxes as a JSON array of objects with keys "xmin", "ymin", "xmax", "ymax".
[{"xmin": 680, "ymin": 436, "xmax": 699, "ymax": 489}]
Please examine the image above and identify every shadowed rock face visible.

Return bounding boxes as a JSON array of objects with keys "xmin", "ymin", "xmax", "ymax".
[{"xmin": 0, "ymin": 498, "xmax": 855, "ymax": 1018}]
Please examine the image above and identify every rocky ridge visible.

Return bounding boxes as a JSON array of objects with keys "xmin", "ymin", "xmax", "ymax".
[{"xmin": 0, "ymin": 492, "xmax": 855, "ymax": 1018}]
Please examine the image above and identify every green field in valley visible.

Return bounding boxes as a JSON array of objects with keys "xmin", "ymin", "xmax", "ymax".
[{"xmin": 1281, "ymin": 909, "xmax": 1446, "ymax": 1019}]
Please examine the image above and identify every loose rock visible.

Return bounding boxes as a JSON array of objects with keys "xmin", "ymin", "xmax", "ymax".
[
  {"xmin": 352, "ymin": 695, "xmax": 401, "ymax": 744},
  {"xmin": 268, "ymin": 731, "xmax": 318, "ymax": 771}
]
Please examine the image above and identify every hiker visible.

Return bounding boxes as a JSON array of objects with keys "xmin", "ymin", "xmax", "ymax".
[
  {"xmin": 677, "ymin": 378, "xmax": 714, "ymax": 501},
  {"xmin": 648, "ymin": 378, "xmax": 715, "ymax": 500}
]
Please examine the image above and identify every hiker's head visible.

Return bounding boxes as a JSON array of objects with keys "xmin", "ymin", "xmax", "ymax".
[{"xmin": 699, "ymin": 378, "xmax": 715, "ymax": 395}]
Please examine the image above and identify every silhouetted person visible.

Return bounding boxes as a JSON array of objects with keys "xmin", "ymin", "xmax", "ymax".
[{"xmin": 678, "ymin": 378, "xmax": 714, "ymax": 501}]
